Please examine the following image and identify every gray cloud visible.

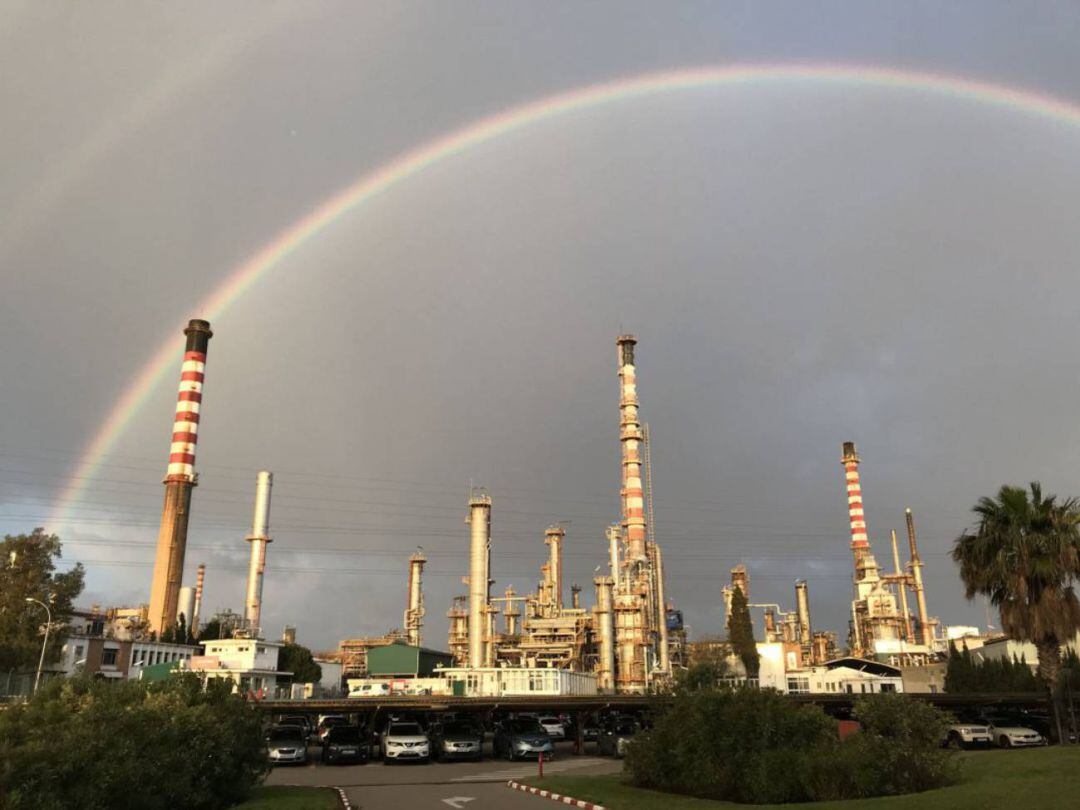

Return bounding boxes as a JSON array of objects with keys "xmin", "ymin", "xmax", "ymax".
[{"xmin": 4, "ymin": 2, "xmax": 1080, "ymax": 650}]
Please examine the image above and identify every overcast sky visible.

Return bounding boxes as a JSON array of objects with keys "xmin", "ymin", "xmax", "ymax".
[{"xmin": 4, "ymin": 2, "xmax": 1080, "ymax": 652}]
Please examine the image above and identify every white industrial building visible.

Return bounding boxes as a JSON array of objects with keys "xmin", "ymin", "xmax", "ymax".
[
  {"xmin": 757, "ymin": 642, "xmax": 903, "ymax": 695},
  {"xmin": 186, "ymin": 638, "xmax": 291, "ymax": 695}
]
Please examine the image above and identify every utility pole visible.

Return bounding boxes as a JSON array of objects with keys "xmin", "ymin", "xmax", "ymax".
[{"xmin": 25, "ymin": 597, "xmax": 52, "ymax": 693}]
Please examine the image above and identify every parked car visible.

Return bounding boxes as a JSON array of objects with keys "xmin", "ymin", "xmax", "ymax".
[
  {"xmin": 983, "ymin": 715, "xmax": 1046, "ymax": 748},
  {"xmin": 317, "ymin": 715, "xmax": 348, "ymax": 743},
  {"xmin": 429, "ymin": 720, "xmax": 484, "ymax": 762},
  {"xmin": 278, "ymin": 714, "xmax": 313, "ymax": 739},
  {"xmin": 381, "ymin": 721, "xmax": 430, "ymax": 764},
  {"xmin": 537, "ymin": 715, "xmax": 566, "ymax": 740},
  {"xmin": 598, "ymin": 719, "xmax": 638, "ymax": 758},
  {"xmin": 493, "ymin": 717, "xmax": 553, "ymax": 761},
  {"xmin": 944, "ymin": 721, "xmax": 993, "ymax": 749},
  {"xmin": 266, "ymin": 725, "xmax": 309, "ymax": 765},
  {"xmin": 322, "ymin": 724, "xmax": 370, "ymax": 765}
]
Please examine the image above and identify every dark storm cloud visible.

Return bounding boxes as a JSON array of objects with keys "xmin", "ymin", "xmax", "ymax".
[{"xmin": 4, "ymin": 2, "xmax": 1080, "ymax": 650}]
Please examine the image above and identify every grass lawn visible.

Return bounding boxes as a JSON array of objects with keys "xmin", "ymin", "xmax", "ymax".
[
  {"xmin": 523, "ymin": 746, "xmax": 1080, "ymax": 809},
  {"xmin": 233, "ymin": 786, "xmax": 340, "ymax": 809}
]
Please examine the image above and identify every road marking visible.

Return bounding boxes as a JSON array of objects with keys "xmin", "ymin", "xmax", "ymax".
[
  {"xmin": 453, "ymin": 758, "xmax": 609, "ymax": 782},
  {"xmin": 442, "ymin": 798, "xmax": 475, "ymax": 809}
]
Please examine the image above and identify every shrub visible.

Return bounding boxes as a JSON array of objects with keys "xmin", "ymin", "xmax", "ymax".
[
  {"xmin": 625, "ymin": 686, "xmax": 838, "ymax": 803},
  {"xmin": 625, "ymin": 689, "xmax": 959, "ymax": 804},
  {"xmin": 0, "ymin": 674, "xmax": 268, "ymax": 810}
]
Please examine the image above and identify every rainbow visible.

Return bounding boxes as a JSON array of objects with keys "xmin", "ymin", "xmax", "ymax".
[{"xmin": 49, "ymin": 63, "xmax": 1080, "ymax": 528}]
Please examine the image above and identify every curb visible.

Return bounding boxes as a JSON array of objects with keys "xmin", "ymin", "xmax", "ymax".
[
  {"xmin": 506, "ymin": 780, "xmax": 605, "ymax": 809},
  {"xmin": 334, "ymin": 786, "xmax": 353, "ymax": 809}
]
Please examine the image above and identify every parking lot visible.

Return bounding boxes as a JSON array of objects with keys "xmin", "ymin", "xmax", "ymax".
[{"xmin": 265, "ymin": 739, "xmax": 621, "ymax": 809}]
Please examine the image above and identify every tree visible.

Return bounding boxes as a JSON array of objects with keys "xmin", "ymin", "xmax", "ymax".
[
  {"xmin": 0, "ymin": 529, "xmax": 85, "ymax": 674},
  {"xmin": 0, "ymin": 674, "xmax": 267, "ymax": 809},
  {"xmin": 726, "ymin": 587, "xmax": 759, "ymax": 678},
  {"xmin": 952, "ymin": 482, "xmax": 1080, "ymax": 742},
  {"xmin": 277, "ymin": 642, "xmax": 321, "ymax": 683}
]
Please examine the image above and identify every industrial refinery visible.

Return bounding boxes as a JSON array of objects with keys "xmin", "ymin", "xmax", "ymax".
[{"xmin": 119, "ymin": 318, "xmax": 956, "ymax": 697}]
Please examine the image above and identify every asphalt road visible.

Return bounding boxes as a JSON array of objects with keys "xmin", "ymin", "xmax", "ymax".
[{"xmin": 266, "ymin": 740, "xmax": 621, "ymax": 809}]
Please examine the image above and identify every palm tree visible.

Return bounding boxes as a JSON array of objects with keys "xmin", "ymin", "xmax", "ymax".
[{"xmin": 952, "ymin": 482, "xmax": 1080, "ymax": 742}]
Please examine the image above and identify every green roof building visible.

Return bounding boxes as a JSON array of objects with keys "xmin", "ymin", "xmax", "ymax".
[{"xmin": 365, "ymin": 643, "xmax": 454, "ymax": 678}]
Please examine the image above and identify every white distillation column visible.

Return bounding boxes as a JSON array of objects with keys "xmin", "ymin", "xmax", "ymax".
[{"xmin": 244, "ymin": 471, "xmax": 273, "ymax": 636}]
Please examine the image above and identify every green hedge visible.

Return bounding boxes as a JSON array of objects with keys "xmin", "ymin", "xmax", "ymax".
[
  {"xmin": 0, "ymin": 674, "xmax": 268, "ymax": 810},
  {"xmin": 625, "ymin": 688, "xmax": 959, "ymax": 804}
]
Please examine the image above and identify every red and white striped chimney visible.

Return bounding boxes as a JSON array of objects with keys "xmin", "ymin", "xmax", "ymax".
[
  {"xmin": 618, "ymin": 335, "xmax": 648, "ymax": 562},
  {"xmin": 167, "ymin": 331, "xmax": 210, "ymax": 481},
  {"xmin": 148, "ymin": 319, "xmax": 212, "ymax": 635},
  {"xmin": 841, "ymin": 441, "xmax": 871, "ymax": 565}
]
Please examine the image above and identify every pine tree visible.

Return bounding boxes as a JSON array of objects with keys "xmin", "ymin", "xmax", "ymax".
[{"xmin": 727, "ymin": 587, "xmax": 759, "ymax": 678}]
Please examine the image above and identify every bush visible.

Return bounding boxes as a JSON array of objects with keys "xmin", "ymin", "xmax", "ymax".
[
  {"xmin": 625, "ymin": 686, "xmax": 838, "ymax": 803},
  {"xmin": 0, "ymin": 674, "xmax": 268, "ymax": 810},
  {"xmin": 625, "ymin": 689, "xmax": 959, "ymax": 804}
]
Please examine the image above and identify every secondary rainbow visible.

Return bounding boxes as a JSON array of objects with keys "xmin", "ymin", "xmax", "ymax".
[{"xmin": 50, "ymin": 62, "xmax": 1080, "ymax": 528}]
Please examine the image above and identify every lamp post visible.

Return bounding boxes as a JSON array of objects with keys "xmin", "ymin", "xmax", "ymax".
[{"xmin": 25, "ymin": 598, "xmax": 52, "ymax": 694}]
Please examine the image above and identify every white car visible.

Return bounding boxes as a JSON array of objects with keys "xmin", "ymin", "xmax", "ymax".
[
  {"xmin": 538, "ymin": 716, "xmax": 566, "ymax": 740},
  {"xmin": 984, "ymin": 717, "xmax": 1045, "ymax": 748},
  {"xmin": 945, "ymin": 723, "xmax": 992, "ymax": 749},
  {"xmin": 381, "ymin": 721, "xmax": 430, "ymax": 763}
]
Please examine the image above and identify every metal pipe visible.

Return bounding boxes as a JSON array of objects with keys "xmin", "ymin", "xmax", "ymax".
[
  {"xmin": 25, "ymin": 598, "xmax": 51, "ymax": 693},
  {"xmin": 617, "ymin": 336, "xmax": 648, "ymax": 562},
  {"xmin": 890, "ymin": 529, "xmax": 914, "ymax": 641},
  {"xmin": 405, "ymin": 552, "xmax": 426, "ymax": 646},
  {"xmin": 841, "ymin": 442, "xmax": 871, "ymax": 570},
  {"xmin": 571, "ymin": 583, "xmax": 581, "ymax": 610},
  {"xmin": 148, "ymin": 319, "xmax": 212, "ymax": 635},
  {"xmin": 795, "ymin": 580, "xmax": 812, "ymax": 646},
  {"xmin": 594, "ymin": 576, "xmax": 615, "ymax": 691},
  {"xmin": 545, "ymin": 526, "xmax": 565, "ymax": 612},
  {"xmin": 244, "ymin": 471, "xmax": 273, "ymax": 635},
  {"xmin": 607, "ymin": 524, "xmax": 621, "ymax": 592},
  {"xmin": 192, "ymin": 563, "xmax": 205, "ymax": 634},
  {"xmin": 467, "ymin": 493, "xmax": 492, "ymax": 668},
  {"xmin": 654, "ymin": 542, "xmax": 670, "ymax": 672},
  {"xmin": 906, "ymin": 508, "xmax": 933, "ymax": 646}
]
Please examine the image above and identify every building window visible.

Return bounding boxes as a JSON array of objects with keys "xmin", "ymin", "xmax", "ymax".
[
  {"xmin": 74, "ymin": 645, "xmax": 85, "ymax": 663},
  {"xmin": 880, "ymin": 683, "xmax": 896, "ymax": 693},
  {"xmin": 102, "ymin": 648, "xmax": 118, "ymax": 666}
]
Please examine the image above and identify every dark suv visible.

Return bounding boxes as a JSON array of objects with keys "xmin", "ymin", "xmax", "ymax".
[
  {"xmin": 322, "ymin": 724, "xmax": 370, "ymax": 765},
  {"xmin": 493, "ymin": 717, "xmax": 553, "ymax": 761}
]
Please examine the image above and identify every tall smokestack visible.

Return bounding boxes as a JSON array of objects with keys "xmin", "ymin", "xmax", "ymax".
[
  {"xmin": 906, "ymin": 508, "xmax": 933, "ymax": 646},
  {"xmin": 891, "ymin": 529, "xmax": 914, "ymax": 640},
  {"xmin": 795, "ymin": 580, "xmax": 812, "ymax": 646},
  {"xmin": 571, "ymin": 583, "xmax": 581, "ymax": 610},
  {"xmin": 405, "ymin": 552, "xmax": 426, "ymax": 646},
  {"xmin": 148, "ymin": 319, "xmax": 212, "ymax": 635},
  {"xmin": 593, "ymin": 576, "xmax": 615, "ymax": 691},
  {"xmin": 617, "ymin": 335, "xmax": 648, "ymax": 562},
  {"xmin": 545, "ymin": 526, "xmax": 565, "ymax": 612},
  {"xmin": 467, "ymin": 492, "xmax": 492, "ymax": 668},
  {"xmin": 192, "ymin": 563, "xmax": 206, "ymax": 634},
  {"xmin": 243, "ymin": 471, "xmax": 273, "ymax": 635},
  {"xmin": 841, "ymin": 442, "xmax": 871, "ymax": 567}
]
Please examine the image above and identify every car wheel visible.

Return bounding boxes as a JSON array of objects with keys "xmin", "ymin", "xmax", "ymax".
[
  {"xmin": 506, "ymin": 745, "xmax": 515, "ymax": 762},
  {"xmin": 999, "ymin": 735, "xmax": 1011, "ymax": 749},
  {"xmin": 945, "ymin": 733, "xmax": 963, "ymax": 750}
]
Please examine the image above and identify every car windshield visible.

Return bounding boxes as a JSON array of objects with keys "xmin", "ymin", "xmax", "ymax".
[
  {"xmin": 327, "ymin": 726, "xmax": 363, "ymax": 743},
  {"xmin": 442, "ymin": 722, "xmax": 478, "ymax": 735},
  {"xmin": 269, "ymin": 727, "xmax": 303, "ymax": 742},
  {"xmin": 321, "ymin": 717, "xmax": 346, "ymax": 726},
  {"xmin": 539, "ymin": 717, "xmax": 559, "ymax": 724},
  {"xmin": 389, "ymin": 723, "xmax": 422, "ymax": 735},
  {"xmin": 509, "ymin": 719, "xmax": 544, "ymax": 733},
  {"xmin": 614, "ymin": 724, "xmax": 637, "ymax": 734},
  {"xmin": 281, "ymin": 716, "xmax": 307, "ymax": 726}
]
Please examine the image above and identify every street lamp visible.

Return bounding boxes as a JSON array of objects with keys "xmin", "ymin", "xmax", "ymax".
[{"xmin": 24, "ymin": 598, "xmax": 52, "ymax": 694}]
